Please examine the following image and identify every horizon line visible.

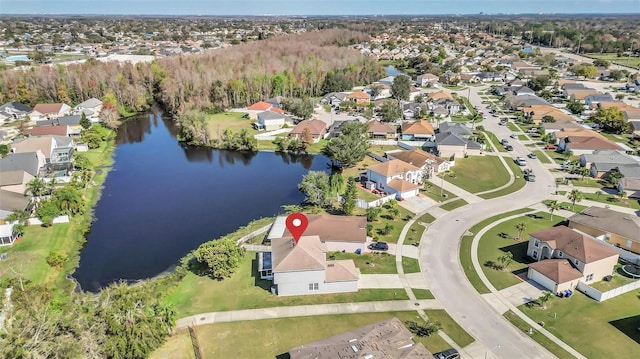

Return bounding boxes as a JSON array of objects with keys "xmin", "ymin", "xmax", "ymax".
[{"xmin": 2, "ymin": 12, "xmax": 640, "ymax": 17}]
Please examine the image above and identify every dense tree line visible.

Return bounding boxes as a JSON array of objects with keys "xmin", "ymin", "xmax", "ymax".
[{"xmin": 0, "ymin": 30, "xmax": 382, "ymax": 117}]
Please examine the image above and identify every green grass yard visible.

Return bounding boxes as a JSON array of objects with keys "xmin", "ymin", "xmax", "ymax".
[
  {"xmin": 165, "ymin": 253, "xmax": 409, "ymax": 317},
  {"xmin": 331, "ymin": 252, "xmax": 397, "ymax": 274},
  {"xmin": 151, "ymin": 311, "xmax": 462, "ymax": 359},
  {"xmin": 412, "ymin": 289, "xmax": 434, "ymax": 299},
  {"xmin": 357, "ymin": 203, "xmax": 414, "ymax": 244},
  {"xmin": 443, "ymin": 156, "xmax": 510, "ymax": 194},
  {"xmin": 503, "ymin": 311, "xmax": 574, "ymax": 359},
  {"xmin": 419, "ymin": 186, "xmax": 457, "ymax": 202},
  {"xmin": 587, "ymin": 53, "xmax": 640, "ymax": 69},
  {"xmin": 478, "ymin": 159, "xmax": 527, "ymax": 199},
  {"xmin": 402, "ymin": 256, "xmax": 421, "ymax": 273},
  {"xmin": 205, "ymin": 111, "xmax": 257, "ymax": 140},
  {"xmin": 533, "ymin": 150, "xmax": 551, "ymax": 164},
  {"xmin": 581, "ymin": 192, "xmax": 640, "ymax": 210},
  {"xmin": 483, "ymin": 131, "xmax": 507, "ymax": 152},
  {"xmin": 440, "ymin": 198, "xmax": 468, "ymax": 211},
  {"xmin": 519, "ymin": 290, "xmax": 640, "ymax": 358}
]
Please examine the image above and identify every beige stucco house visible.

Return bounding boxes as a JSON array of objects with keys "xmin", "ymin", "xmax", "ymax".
[
  {"xmin": 526, "ymin": 226, "xmax": 619, "ymax": 293},
  {"xmin": 568, "ymin": 206, "xmax": 640, "ymax": 255}
]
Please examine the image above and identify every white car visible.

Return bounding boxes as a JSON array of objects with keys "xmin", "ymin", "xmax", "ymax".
[{"xmin": 515, "ymin": 157, "xmax": 527, "ymax": 166}]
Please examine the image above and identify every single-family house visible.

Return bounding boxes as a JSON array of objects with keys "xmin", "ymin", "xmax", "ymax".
[
  {"xmin": 326, "ymin": 119, "xmax": 359, "ymax": 139},
  {"xmin": 288, "ymin": 317, "xmax": 432, "ymax": 359},
  {"xmin": 584, "ymin": 94, "xmax": 614, "ymax": 109},
  {"xmin": 526, "ymin": 226, "xmax": 619, "ymax": 293},
  {"xmin": 416, "ymin": 73, "xmax": 439, "ymax": 87},
  {"xmin": 269, "ymin": 235, "xmax": 359, "ymax": 296},
  {"xmin": 264, "ymin": 96, "xmax": 285, "ymax": 108},
  {"xmin": 619, "ymin": 177, "xmax": 640, "ymax": 199},
  {"xmin": 11, "ymin": 135, "xmax": 74, "ymax": 165},
  {"xmin": 0, "ymin": 170, "xmax": 34, "ymax": 195},
  {"xmin": 246, "ymin": 101, "xmax": 279, "ymax": 120},
  {"xmin": 541, "ymin": 120, "xmax": 584, "ymax": 134},
  {"xmin": 438, "ymin": 122, "xmax": 473, "ymax": 138},
  {"xmin": 579, "ymin": 150, "xmax": 639, "ymax": 178},
  {"xmin": 0, "ymin": 101, "xmax": 33, "ymax": 124},
  {"xmin": 367, "ymin": 120, "xmax": 396, "ymax": 139},
  {"xmin": 24, "ymin": 125, "xmax": 72, "ymax": 137},
  {"xmin": 387, "ymin": 149, "xmax": 451, "ymax": 177},
  {"xmin": 346, "ymin": 91, "xmax": 371, "ymax": 105},
  {"xmin": 435, "ymin": 132, "xmax": 483, "ymax": 159},
  {"xmin": 554, "ymin": 128, "xmax": 623, "ymax": 155},
  {"xmin": 32, "ymin": 103, "xmax": 72, "ymax": 120},
  {"xmin": 504, "ymin": 94, "xmax": 550, "ymax": 110},
  {"xmin": 0, "ymin": 223, "xmax": 21, "ymax": 246},
  {"xmin": 289, "ymin": 119, "xmax": 327, "ymax": 143},
  {"xmin": 366, "ymin": 159, "xmax": 422, "ymax": 199},
  {"xmin": 512, "ymin": 86, "xmax": 535, "ymax": 96},
  {"xmin": 377, "ymin": 76, "xmax": 395, "ymax": 86},
  {"xmin": 321, "ymin": 92, "xmax": 348, "ymax": 107},
  {"xmin": 402, "ymin": 102, "xmax": 425, "ymax": 120},
  {"xmin": 256, "ymin": 110, "xmax": 286, "ymax": 131},
  {"xmin": 37, "ymin": 115, "xmax": 83, "ymax": 135},
  {"xmin": 0, "ymin": 189, "xmax": 31, "ymax": 220},
  {"xmin": 460, "ymin": 73, "xmax": 480, "ymax": 84},
  {"xmin": 522, "ymin": 105, "xmax": 576, "ymax": 124},
  {"xmin": 0, "ymin": 151, "xmax": 46, "ymax": 178},
  {"xmin": 401, "ymin": 120, "xmax": 435, "ymax": 141},
  {"xmin": 568, "ymin": 206, "xmax": 640, "ymax": 255},
  {"xmin": 75, "ymin": 98, "xmax": 103, "ymax": 117},
  {"xmin": 623, "ymin": 109, "xmax": 640, "ymax": 122},
  {"xmin": 427, "ymin": 90, "xmax": 454, "ymax": 102},
  {"xmin": 430, "ymin": 98, "xmax": 461, "ymax": 115}
]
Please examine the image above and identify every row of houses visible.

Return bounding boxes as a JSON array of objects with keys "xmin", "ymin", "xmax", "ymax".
[{"xmin": 0, "ymin": 98, "xmax": 103, "ymax": 125}]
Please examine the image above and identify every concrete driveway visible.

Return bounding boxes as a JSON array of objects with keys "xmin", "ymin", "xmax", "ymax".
[
  {"xmin": 400, "ymin": 195, "xmax": 438, "ymax": 213},
  {"xmin": 497, "ymin": 279, "xmax": 547, "ymax": 308}
]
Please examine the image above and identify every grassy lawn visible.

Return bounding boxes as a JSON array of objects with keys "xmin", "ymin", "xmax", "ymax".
[
  {"xmin": 205, "ymin": 111, "xmax": 256, "ymax": 140},
  {"xmin": 356, "ymin": 186, "xmax": 380, "ymax": 202},
  {"xmin": 534, "ymin": 150, "xmax": 551, "ymax": 164},
  {"xmin": 151, "ymin": 311, "xmax": 456, "ymax": 359},
  {"xmin": 478, "ymin": 212, "xmax": 566, "ymax": 291},
  {"xmin": 589, "ymin": 265, "xmax": 639, "ymax": 291},
  {"xmin": 582, "ymin": 191, "xmax": 640, "ymax": 210},
  {"xmin": 165, "ymin": 253, "xmax": 410, "ymax": 317},
  {"xmin": 483, "ymin": 131, "xmax": 507, "ymax": 152},
  {"xmin": 519, "ymin": 290, "xmax": 640, "ymax": 358},
  {"xmin": 506, "ymin": 122, "xmax": 519, "ymax": 132},
  {"xmin": 412, "ymin": 289, "xmax": 434, "ymax": 299},
  {"xmin": 569, "ymin": 177, "xmax": 605, "ymax": 188},
  {"xmin": 258, "ymin": 138, "xmax": 327, "ymax": 155},
  {"xmin": 460, "ymin": 208, "xmax": 534, "ymax": 294},
  {"xmin": 440, "ymin": 198, "xmax": 468, "ymax": 211},
  {"xmin": 444, "ymin": 156, "xmax": 510, "ymax": 194},
  {"xmin": 420, "ymin": 186, "xmax": 457, "ymax": 202},
  {"xmin": 331, "ymin": 252, "xmax": 397, "ymax": 274},
  {"xmin": 478, "ymin": 159, "xmax": 527, "ymax": 199},
  {"xmin": 587, "ymin": 53, "xmax": 640, "ymax": 69},
  {"xmin": 406, "ymin": 217, "xmax": 431, "ymax": 246},
  {"xmin": 402, "ymin": 256, "xmax": 421, "ymax": 273},
  {"xmin": 342, "ymin": 156, "xmax": 379, "ymax": 178},
  {"xmin": 426, "ymin": 310, "xmax": 475, "ymax": 347},
  {"xmin": 503, "ymin": 310, "xmax": 574, "ymax": 359},
  {"xmin": 359, "ymin": 202, "xmax": 414, "ymax": 244},
  {"xmin": 368, "ymin": 144, "xmax": 404, "ymax": 156},
  {"xmin": 544, "ymin": 200, "xmax": 588, "ymax": 214}
]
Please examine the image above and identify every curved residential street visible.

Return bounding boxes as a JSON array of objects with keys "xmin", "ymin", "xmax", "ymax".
[{"xmin": 419, "ymin": 85, "xmax": 560, "ymax": 358}]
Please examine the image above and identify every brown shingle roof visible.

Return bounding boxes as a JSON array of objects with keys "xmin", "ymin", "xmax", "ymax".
[
  {"xmin": 568, "ymin": 206, "xmax": 640, "ymax": 242},
  {"xmin": 427, "ymin": 90, "xmax": 453, "ymax": 100},
  {"xmin": 24, "ymin": 126, "xmax": 70, "ymax": 137},
  {"xmin": 290, "ymin": 119, "xmax": 326, "ymax": 136},
  {"xmin": 387, "ymin": 178, "xmax": 421, "ymax": 192},
  {"xmin": 389, "ymin": 149, "xmax": 445, "ymax": 168},
  {"xmin": 529, "ymin": 259, "xmax": 583, "ymax": 284},
  {"xmin": 368, "ymin": 159, "xmax": 420, "ymax": 177},
  {"xmin": 272, "ymin": 235, "xmax": 326, "ymax": 273},
  {"xmin": 401, "ymin": 120, "xmax": 435, "ymax": 135},
  {"xmin": 368, "ymin": 120, "xmax": 396, "ymax": 134},
  {"xmin": 12, "ymin": 137, "xmax": 55, "ymax": 158},
  {"xmin": 325, "ymin": 260, "xmax": 360, "ymax": 282},
  {"xmin": 530, "ymin": 226, "xmax": 619, "ymax": 263},
  {"xmin": 33, "ymin": 103, "xmax": 64, "ymax": 114},
  {"xmin": 0, "ymin": 170, "xmax": 33, "ymax": 187},
  {"xmin": 283, "ymin": 215, "xmax": 367, "ymax": 243},
  {"xmin": 346, "ymin": 91, "xmax": 371, "ymax": 100}
]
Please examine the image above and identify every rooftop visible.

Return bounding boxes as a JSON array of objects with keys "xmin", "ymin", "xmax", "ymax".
[
  {"xmin": 529, "ymin": 259, "xmax": 584, "ymax": 284},
  {"xmin": 530, "ymin": 226, "xmax": 619, "ymax": 263},
  {"xmin": 368, "ymin": 159, "xmax": 420, "ymax": 177},
  {"xmin": 568, "ymin": 206, "xmax": 640, "ymax": 242}
]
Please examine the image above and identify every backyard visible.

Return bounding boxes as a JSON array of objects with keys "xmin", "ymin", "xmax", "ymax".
[
  {"xmin": 355, "ymin": 202, "xmax": 414, "ymax": 244},
  {"xmin": 150, "ymin": 310, "xmax": 468, "ymax": 359},
  {"xmin": 205, "ymin": 111, "xmax": 257, "ymax": 140},
  {"xmin": 442, "ymin": 156, "xmax": 510, "ymax": 193},
  {"xmin": 164, "ymin": 252, "xmax": 410, "ymax": 317},
  {"xmin": 519, "ymin": 290, "xmax": 640, "ymax": 358}
]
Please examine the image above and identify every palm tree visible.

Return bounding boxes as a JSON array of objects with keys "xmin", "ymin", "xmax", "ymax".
[
  {"xmin": 53, "ymin": 187, "xmax": 84, "ymax": 215},
  {"xmin": 546, "ymin": 200, "xmax": 561, "ymax": 221},
  {"xmin": 578, "ymin": 167, "xmax": 590, "ymax": 180},
  {"xmin": 497, "ymin": 252, "xmax": 513, "ymax": 270},
  {"xmin": 567, "ymin": 189, "xmax": 584, "ymax": 210},
  {"xmin": 24, "ymin": 178, "xmax": 47, "ymax": 197},
  {"xmin": 515, "ymin": 222, "xmax": 527, "ymax": 240},
  {"xmin": 6, "ymin": 210, "xmax": 29, "ymax": 236},
  {"xmin": 538, "ymin": 291, "xmax": 552, "ymax": 309}
]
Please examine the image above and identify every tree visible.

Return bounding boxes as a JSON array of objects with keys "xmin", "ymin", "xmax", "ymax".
[
  {"xmin": 389, "ymin": 207, "xmax": 400, "ymax": 219},
  {"xmin": 322, "ymin": 129, "xmax": 368, "ymax": 168},
  {"xmin": 329, "ymin": 172, "xmax": 345, "ymax": 196},
  {"xmin": 53, "ymin": 186, "xmax": 84, "ymax": 216},
  {"xmin": 593, "ymin": 59, "xmax": 610, "ymax": 68},
  {"xmin": 567, "ymin": 189, "xmax": 584, "ymax": 210},
  {"xmin": 591, "ymin": 107, "xmax": 630, "ymax": 134},
  {"xmin": 391, "ymin": 74, "xmax": 411, "ymax": 101},
  {"xmin": 606, "ymin": 168, "xmax": 624, "ymax": 188},
  {"xmin": 35, "ymin": 199, "xmax": 62, "ymax": 227},
  {"xmin": 380, "ymin": 99, "xmax": 402, "ymax": 122},
  {"xmin": 574, "ymin": 64, "xmax": 598, "ymax": 79},
  {"xmin": 566, "ymin": 100, "xmax": 585, "ymax": 115},
  {"xmin": 283, "ymin": 97, "xmax": 314, "ymax": 121},
  {"xmin": 73, "ymin": 153, "xmax": 94, "ymax": 171},
  {"xmin": 79, "ymin": 111, "xmax": 91, "ymax": 129},
  {"xmin": 193, "ymin": 238, "xmax": 245, "ymax": 280},
  {"xmin": 515, "ymin": 222, "xmax": 527, "ymax": 241},
  {"xmin": 99, "ymin": 101, "xmax": 120, "ymax": 129},
  {"xmin": 298, "ymin": 171, "xmax": 330, "ymax": 206},
  {"xmin": 341, "ymin": 177, "xmax": 358, "ymax": 215},
  {"xmin": 546, "ymin": 200, "xmax": 561, "ymax": 221},
  {"xmin": 25, "ymin": 177, "xmax": 48, "ymax": 198},
  {"xmin": 46, "ymin": 251, "xmax": 68, "ymax": 267},
  {"xmin": 405, "ymin": 320, "xmax": 441, "ymax": 337},
  {"xmin": 578, "ymin": 167, "xmax": 590, "ymax": 180},
  {"xmin": 381, "ymin": 223, "xmax": 394, "ymax": 235},
  {"xmin": 497, "ymin": 252, "xmax": 513, "ymax": 270},
  {"xmin": 0, "ymin": 143, "xmax": 9, "ymax": 158},
  {"xmin": 6, "ymin": 210, "xmax": 29, "ymax": 236},
  {"xmin": 366, "ymin": 207, "xmax": 383, "ymax": 222},
  {"xmin": 538, "ymin": 291, "xmax": 552, "ymax": 309},
  {"xmin": 528, "ymin": 75, "xmax": 550, "ymax": 92}
]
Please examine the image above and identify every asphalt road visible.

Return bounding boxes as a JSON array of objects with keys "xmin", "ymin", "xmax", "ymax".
[{"xmin": 419, "ymin": 85, "xmax": 559, "ymax": 358}]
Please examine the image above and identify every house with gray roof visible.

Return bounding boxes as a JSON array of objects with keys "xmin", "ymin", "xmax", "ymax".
[
  {"xmin": 435, "ymin": 132, "xmax": 482, "ymax": 159},
  {"xmin": 0, "ymin": 151, "xmax": 45, "ymax": 178},
  {"xmin": 75, "ymin": 98, "xmax": 103, "ymax": 117},
  {"xmin": 569, "ymin": 206, "xmax": 640, "ymax": 255},
  {"xmin": 584, "ymin": 94, "xmax": 614, "ymax": 109},
  {"xmin": 438, "ymin": 122, "xmax": 473, "ymax": 138},
  {"xmin": 580, "ymin": 150, "xmax": 640, "ymax": 178},
  {"xmin": 256, "ymin": 110, "xmax": 285, "ymax": 131},
  {"xmin": 0, "ymin": 101, "xmax": 33, "ymax": 124},
  {"xmin": 504, "ymin": 94, "xmax": 550, "ymax": 110},
  {"xmin": 320, "ymin": 92, "xmax": 348, "ymax": 107}
]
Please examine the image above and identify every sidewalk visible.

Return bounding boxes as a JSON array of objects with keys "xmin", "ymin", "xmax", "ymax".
[
  {"xmin": 176, "ymin": 300, "xmax": 442, "ymax": 329},
  {"xmin": 426, "ymin": 177, "xmax": 483, "ymax": 204}
]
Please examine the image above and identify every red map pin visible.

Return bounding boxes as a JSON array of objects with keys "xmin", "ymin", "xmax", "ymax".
[{"xmin": 285, "ymin": 212, "xmax": 308, "ymax": 244}]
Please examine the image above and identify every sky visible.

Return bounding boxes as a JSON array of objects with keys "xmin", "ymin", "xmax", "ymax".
[{"xmin": 1, "ymin": 0, "xmax": 639, "ymax": 15}]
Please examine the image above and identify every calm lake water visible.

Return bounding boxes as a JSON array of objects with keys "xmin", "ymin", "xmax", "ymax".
[{"xmin": 73, "ymin": 113, "xmax": 330, "ymax": 292}]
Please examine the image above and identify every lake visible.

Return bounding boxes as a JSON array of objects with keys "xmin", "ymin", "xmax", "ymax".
[{"xmin": 73, "ymin": 113, "xmax": 330, "ymax": 292}]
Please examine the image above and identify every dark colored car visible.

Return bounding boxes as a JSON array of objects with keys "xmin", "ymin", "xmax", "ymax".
[
  {"xmin": 433, "ymin": 348, "xmax": 460, "ymax": 359},
  {"xmin": 368, "ymin": 242, "xmax": 389, "ymax": 251},
  {"xmin": 505, "ymin": 145, "xmax": 514, "ymax": 151}
]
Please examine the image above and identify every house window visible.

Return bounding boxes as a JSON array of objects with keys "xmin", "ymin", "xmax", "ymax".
[
  {"xmin": 586, "ymin": 274, "xmax": 594, "ymax": 281},
  {"xmin": 626, "ymin": 240, "xmax": 633, "ymax": 248},
  {"xmin": 308, "ymin": 283, "xmax": 319, "ymax": 291},
  {"xmin": 558, "ymin": 251, "xmax": 563, "ymax": 257},
  {"xmin": 534, "ymin": 240, "xmax": 540, "ymax": 248},
  {"xmin": 532, "ymin": 250, "xmax": 538, "ymax": 259}
]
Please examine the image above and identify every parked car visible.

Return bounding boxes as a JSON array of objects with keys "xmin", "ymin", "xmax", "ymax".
[
  {"xmin": 561, "ymin": 160, "xmax": 571, "ymax": 170},
  {"xmin": 544, "ymin": 144, "xmax": 557, "ymax": 150},
  {"xmin": 527, "ymin": 128, "xmax": 539, "ymax": 133},
  {"xmin": 433, "ymin": 348, "xmax": 460, "ymax": 359},
  {"xmin": 505, "ymin": 145, "xmax": 514, "ymax": 151},
  {"xmin": 368, "ymin": 241, "xmax": 389, "ymax": 251},
  {"xmin": 528, "ymin": 152, "xmax": 537, "ymax": 159},
  {"xmin": 510, "ymin": 133, "xmax": 517, "ymax": 139},
  {"xmin": 515, "ymin": 157, "xmax": 527, "ymax": 166},
  {"xmin": 523, "ymin": 169, "xmax": 536, "ymax": 182},
  {"xmin": 501, "ymin": 139, "xmax": 509, "ymax": 145}
]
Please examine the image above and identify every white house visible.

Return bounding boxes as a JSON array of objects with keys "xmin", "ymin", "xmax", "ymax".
[
  {"xmin": 32, "ymin": 103, "xmax": 72, "ymax": 120},
  {"xmin": 270, "ymin": 235, "xmax": 359, "ymax": 297},
  {"xmin": 387, "ymin": 149, "xmax": 452, "ymax": 177},
  {"xmin": 257, "ymin": 111, "xmax": 286, "ymax": 131},
  {"xmin": 366, "ymin": 159, "xmax": 422, "ymax": 199},
  {"xmin": 75, "ymin": 98, "xmax": 103, "ymax": 118}
]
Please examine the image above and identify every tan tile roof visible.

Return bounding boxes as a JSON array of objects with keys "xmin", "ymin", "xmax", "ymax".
[
  {"xmin": 597, "ymin": 101, "xmax": 633, "ymax": 110},
  {"xmin": 530, "ymin": 226, "xmax": 619, "ymax": 263},
  {"xmin": 346, "ymin": 91, "xmax": 371, "ymax": 99},
  {"xmin": 529, "ymin": 259, "xmax": 583, "ymax": 284},
  {"xmin": 522, "ymin": 105, "xmax": 575, "ymax": 122},
  {"xmin": 427, "ymin": 90, "xmax": 453, "ymax": 100},
  {"xmin": 272, "ymin": 235, "xmax": 326, "ymax": 273},
  {"xmin": 568, "ymin": 206, "xmax": 640, "ymax": 242},
  {"xmin": 33, "ymin": 103, "xmax": 64, "ymax": 114},
  {"xmin": 12, "ymin": 136, "xmax": 54, "ymax": 158},
  {"xmin": 291, "ymin": 119, "xmax": 326, "ymax": 136},
  {"xmin": 390, "ymin": 149, "xmax": 445, "ymax": 168},
  {"xmin": 387, "ymin": 178, "xmax": 420, "ymax": 192},
  {"xmin": 283, "ymin": 214, "xmax": 367, "ymax": 243},
  {"xmin": 289, "ymin": 317, "xmax": 432, "ymax": 359},
  {"xmin": 325, "ymin": 260, "xmax": 360, "ymax": 282},
  {"xmin": 368, "ymin": 120, "xmax": 396, "ymax": 134},
  {"xmin": 564, "ymin": 136, "xmax": 623, "ymax": 151},
  {"xmin": 0, "ymin": 170, "xmax": 33, "ymax": 187},
  {"xmin": 368, "ymin": 159, "xmax": 420, "ymax": 177},
  {"xmin": 401, "ymin": 120, "xmax": 435, "ymax": 135}
]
